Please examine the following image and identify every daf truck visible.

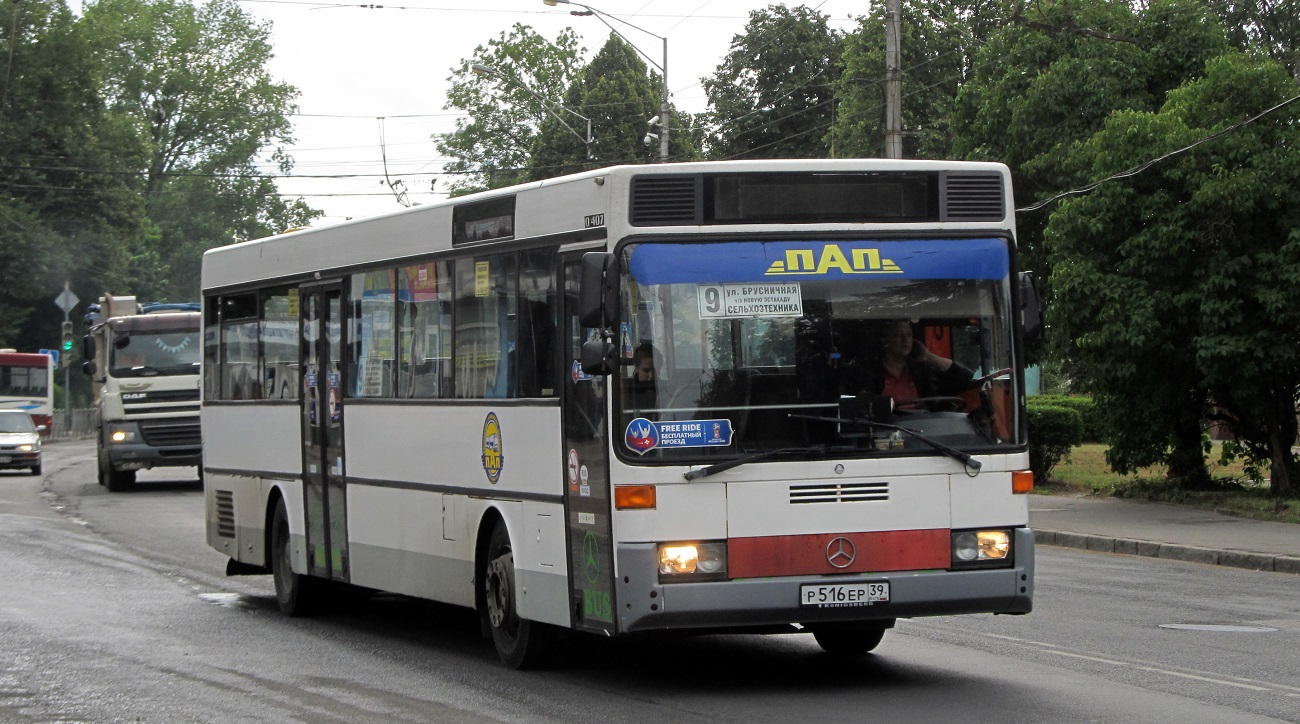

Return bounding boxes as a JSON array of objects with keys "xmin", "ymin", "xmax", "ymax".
[{"xmin": 82, "ymin": 294, "xmax": 202, "ymax": 490}]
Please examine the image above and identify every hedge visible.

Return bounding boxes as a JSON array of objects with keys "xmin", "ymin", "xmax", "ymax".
[
  {"xmin": 1027, "ymin": 403, "xmax": 1084, "ymax": 484},
  {"xmin": 1030, "ymin": 395, "xmax": 1101, "ymax": 443}
]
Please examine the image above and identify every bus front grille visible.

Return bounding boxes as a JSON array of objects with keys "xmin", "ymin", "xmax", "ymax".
[{"xmin": 789, "ymin": 482, "xmax": 889, "ymax": 504}]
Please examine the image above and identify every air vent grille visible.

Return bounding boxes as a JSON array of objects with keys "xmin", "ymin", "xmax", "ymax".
[
  {"xmin": 630, "ymin": 175, "xmax": 702, "ymax": 226},
  {"xmin": 943, "ymin": 173, "xmax": 1005, "ymax": 221},
  {"xmin": 789, "ymin": 481, "xmax": 889, "ymax": 504},
  {"xmin": 215, "ymin": 490, "xmax": 235, "ymax": 539}
]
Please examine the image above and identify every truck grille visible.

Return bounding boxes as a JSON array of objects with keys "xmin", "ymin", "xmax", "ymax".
[{"xmin": 139, "ymin": 419, "xmax": 201, "ymax": 448}]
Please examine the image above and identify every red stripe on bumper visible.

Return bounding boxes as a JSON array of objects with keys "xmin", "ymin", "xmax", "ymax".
[{"xmin": 728, "ymin": 529, "xmax": 950, "ymax": 578}]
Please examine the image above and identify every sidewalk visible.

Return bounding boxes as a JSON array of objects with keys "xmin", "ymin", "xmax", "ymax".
[{"xmin": 1029, "ymin": 494, "xmax": 1300, "ymax": 574}]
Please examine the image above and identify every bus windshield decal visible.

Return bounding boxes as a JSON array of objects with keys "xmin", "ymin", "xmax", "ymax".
[
  {"xmin": 625, "ymin": 417, "xmax": 734, "ymax": 454},
  {"xmin": 627, "ymin": 238, "xmax": 1009, "ymax": 285}
]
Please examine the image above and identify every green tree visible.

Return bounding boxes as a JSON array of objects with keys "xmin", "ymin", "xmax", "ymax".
[
  {"xmin": 1212, "ymin": 0, "xmax": 1300, "ymax": 79},
  {"xmin": 529, "ymin": 35, "xmax": 696, "ymax": 179},
  {"xmin": 831, "ymin": 1, "xmax": 971, "ymax": 159},
  {"xmin": 1046, "ymin": 52, "xmax": 1300, "ymax": 495},
  {"xmin": 0, "ymin": 0, "xmax": 149, "ymax": 349},
  {"xmin": 80, "ymin": 0, "xmax": 316, "ymax": 300},
  {"xmin": 950, "ymin": 0, "xmax": 1230, "ymax": 275},
  {"xmin": 437, "ymin": 24, "xmax": 586, "ymax": 196},
  {"xmin": 701, "ymin": 5, "xmax": 841, "ymax": 160}
]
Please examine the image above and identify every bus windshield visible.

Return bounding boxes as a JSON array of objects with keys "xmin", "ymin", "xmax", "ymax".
[
  {"xmin": 110, "ymin": 329, "xmax": 202, "ymax": 377},
  {"xmin": 615, "ymin": 238, "xmax": 1020, "ymax": 462}
]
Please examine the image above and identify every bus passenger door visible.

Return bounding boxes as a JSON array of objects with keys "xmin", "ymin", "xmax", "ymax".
[
  {"xmin": 299, "ymin": 284, "xmax": 350, "ymax": 582},
  {"xmin": 561, "ymin": 256, "xmax": 616, "ymax": 635}
]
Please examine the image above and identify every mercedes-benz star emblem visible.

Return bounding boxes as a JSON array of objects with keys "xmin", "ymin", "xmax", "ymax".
[{"xmin": 825, "ymin": 536, "xmax": 857, "ymax": 569}]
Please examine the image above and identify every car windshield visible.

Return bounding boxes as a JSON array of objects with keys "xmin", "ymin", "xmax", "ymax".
[
  {"xmin": 110, "ymin": 329, "xmax": 201, "ymax": 377},
  {"xmin": 0, "ymin": 412, "xmax": 36, "ymax": 434},
  {"xmin": 614, "ymin": 238, "xmax": 1020, "ymax": 463}
]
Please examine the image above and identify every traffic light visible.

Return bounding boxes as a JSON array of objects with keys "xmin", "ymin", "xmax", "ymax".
[{"xmin": 60, "ymin": 320, "xmax": 74, "ymax": 353}]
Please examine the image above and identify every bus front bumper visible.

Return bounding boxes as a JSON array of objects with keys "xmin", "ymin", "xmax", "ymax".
[{"xmin": 614, "ymin": 528, "xmax": 1034, "ymax": 634}]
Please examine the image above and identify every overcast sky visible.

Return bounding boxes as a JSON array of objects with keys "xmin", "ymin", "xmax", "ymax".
[{"xmin": 224, "ymin": 0, "xmax": 861, "ymax": 226}]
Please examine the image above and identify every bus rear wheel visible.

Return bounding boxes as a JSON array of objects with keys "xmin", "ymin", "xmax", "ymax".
[
  {"xmin": 482, "ymin": 522, "xmax": 551, "ymax": 669},
  {"xmin": 811, "ymin": 622, "xmax": 889, "ymax": 656},
  {"xmin": 271, "ymin": 499, "xmax": 324, "ymax": 616}
]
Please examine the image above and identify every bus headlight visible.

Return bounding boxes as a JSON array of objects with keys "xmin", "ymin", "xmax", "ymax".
[
  {"xmin": 951, "ymin": 529, "xmax": 1012, "ymax": 568},
  {"xmin": 658, "ymin": 541, "xmax": 727, "ymax": 581}
]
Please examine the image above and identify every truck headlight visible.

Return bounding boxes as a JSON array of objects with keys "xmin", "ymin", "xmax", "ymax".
[
  {"xmin": 951, "ymin": 529, "xmax": 1013, "ymax": 568},
  {"xmin": 658, "ymin": 541, "xmax": 727, "ymax": 581},
  {"xmin": 108, "ymin": 427, "xmax": 136, "ymax": 443}
]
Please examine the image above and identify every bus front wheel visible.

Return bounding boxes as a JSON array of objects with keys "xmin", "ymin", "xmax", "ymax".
[
  {"xmin": 811, "ymin": 622, "xmax": 889, "ymax": 656},
  {"xmin": 482, "ymin": 522, "xmax": 552, "ymax": 669}
]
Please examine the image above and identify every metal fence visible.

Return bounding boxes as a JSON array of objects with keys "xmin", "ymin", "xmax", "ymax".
[{"xmin": 50, "ymin": 408, "xmax": 98, "ymax": 440}]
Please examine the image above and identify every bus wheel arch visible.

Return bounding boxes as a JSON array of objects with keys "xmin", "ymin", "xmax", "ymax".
[
  {"xmin": 476, "ymin": 511, "xmax": 552, "ymax": 669},
  {"xmin": 269, "ymin": 493, "xmax": 324, "ymax": 616}
]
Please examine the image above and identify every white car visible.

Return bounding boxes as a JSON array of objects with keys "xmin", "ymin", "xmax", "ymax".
[{"xmin": 0, "ymin": 410, "xmax": 43, "ymax": 476}]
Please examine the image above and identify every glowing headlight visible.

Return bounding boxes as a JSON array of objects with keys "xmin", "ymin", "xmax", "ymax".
[
  {"xmin": 18, "ymin": 444, "xmax": 34, "ymax": 452},
  {"xmin": 657, "ymin": 541, "xmax": 727, "ymax": 580},
  {"xmin": 110, "ymin": 430, "xmax": 136, "ymax": 443},
  {"xmin": 951, "ymin": 529, "xmax": 1013, "ymax": 567}
]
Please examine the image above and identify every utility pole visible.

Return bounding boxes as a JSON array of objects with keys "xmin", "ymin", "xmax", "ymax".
[{"xmin": 884, "ymin": 0, "xmax": 903, "ymax": 159}]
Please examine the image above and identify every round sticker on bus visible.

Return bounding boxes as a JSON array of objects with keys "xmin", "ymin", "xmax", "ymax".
[{"xmin": 482, "ymin": 412, "xmax": 504, "ymax": 484}]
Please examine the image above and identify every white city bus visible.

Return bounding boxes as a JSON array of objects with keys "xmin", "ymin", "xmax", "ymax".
[{"xmin": 202, "ymin": 159, "xmax": 1040, "ymax": 668}]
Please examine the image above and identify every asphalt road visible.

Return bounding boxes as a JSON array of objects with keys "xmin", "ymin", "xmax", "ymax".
[{"xmin": 0, "ymin": 440, "xmax": 1296, "ymax": 723}]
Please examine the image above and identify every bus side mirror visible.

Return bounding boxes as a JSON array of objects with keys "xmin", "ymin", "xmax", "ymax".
[
  {"xmin": 578, "ymin": 251, "xmax": 616, "ymax": 329},
  {"xmin": 1019, "ymin": 271, "xmax": 1044, "ymax": 341},
  {"xmin": 580, "ymin": 338, "xmax": 617, "ymax": 376},
  {"xmin": 81, "ymin": 360, "xmax": 96, "ymax": 376}
]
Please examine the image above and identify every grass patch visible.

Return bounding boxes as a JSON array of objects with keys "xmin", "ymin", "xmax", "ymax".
[{"xmin": 1038, "ymin": 443, "xmax": 1300, "ymax": 524}]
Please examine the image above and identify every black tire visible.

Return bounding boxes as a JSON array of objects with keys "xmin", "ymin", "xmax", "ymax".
[
  {"xmin": 812, "ymin": 624, "xmax": 888, "ymax": 656},
  {"xmin": 106, "ymin": 466, "xmax": 135, "ymax": 492},
  {"xmin": 30, "ymin": 463, "xmax": 41, "ymax": 476},
  {"xmin": 270, "ymin": 499, "xmax": 326, "ymax": 616},
  {"xmin": 96, "ymin": 445, "xmax": 108, "ymax": 486},
  {"xmin": 482, "ymin": 522, "xmax": 552, "ymax": 669}
]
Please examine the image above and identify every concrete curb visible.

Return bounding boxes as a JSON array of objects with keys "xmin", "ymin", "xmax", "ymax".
[{"xmin": 1034, "ymin": 529, "xmax": 1300, "ymax": 575}]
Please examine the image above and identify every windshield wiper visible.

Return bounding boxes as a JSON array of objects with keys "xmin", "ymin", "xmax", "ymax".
[
  {"xmin": 684, "ymin": 445, "xmax": 828, "ymax": 481},
  {"xmin": 789, "ymin": 414, "xmax": 982, "ymax": 473}
]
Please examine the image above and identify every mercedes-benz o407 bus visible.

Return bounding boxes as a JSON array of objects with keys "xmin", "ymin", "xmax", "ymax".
[{"xmin": 201, "ymin": 159, "xmax": 1041, "ymax": 668}]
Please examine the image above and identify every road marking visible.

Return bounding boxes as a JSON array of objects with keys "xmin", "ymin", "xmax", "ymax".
[{"xmin": 937, "ymin": 628, "xmax": 1297, "ymax": 695}]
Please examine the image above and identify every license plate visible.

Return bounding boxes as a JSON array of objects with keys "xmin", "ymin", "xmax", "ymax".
[{"xmin": 800, "ymin": 582, "xmax": 889, "ymax": 608}]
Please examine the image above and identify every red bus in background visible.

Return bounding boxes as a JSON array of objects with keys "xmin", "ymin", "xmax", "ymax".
[{"xmin": 0, "ymin": 351, "xmax": 55, "ymax": 436}]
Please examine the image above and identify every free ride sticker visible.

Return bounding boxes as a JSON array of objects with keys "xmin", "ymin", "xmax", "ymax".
[{"xmin": 624, "ymin": 417, "xmax": 734, "ymax": 455}]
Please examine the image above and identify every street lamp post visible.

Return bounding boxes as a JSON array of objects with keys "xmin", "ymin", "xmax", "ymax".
[
  {"xmin": 472, "ymin": 62, "xmax": 594, "ymax": 161},
  {"xmin": 542, "ymin": 0, "xmax": 670, "ymax": 162}
]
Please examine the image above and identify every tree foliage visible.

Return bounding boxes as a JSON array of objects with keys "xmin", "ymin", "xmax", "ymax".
[
  {"xmin": 530, "ymin": 35, "xmax": 696, "ymax": 179},
  {"xmin": 1046, "ymin": 52, "xmax": 1300, "ymax": 495},
  {"xmin": 437, "ymin": 24, "xmax": 586, "ymax": 196},
  {"xmin": 80, "ymin": 0, "xmax": 315, "ymax": 300},
  {"xmin": 701, "ymin": 5, "xmax": 841, "ymax": 159}
]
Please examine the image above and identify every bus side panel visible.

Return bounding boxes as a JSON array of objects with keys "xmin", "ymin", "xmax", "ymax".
[
  {"xmin": 206, "ymin": 473, "xmax": 302, "ymax": 571},
  {"xmin": 346, "ymin": 486, "xmax": 475, "ymax": 608},
  {"xmin": 343, "ymin": 404, "xmax": 569, "ymax": 624},
  {"xmin": 204, "ymin": 404, "xmax": 302, "ymax": 567},
  {"xmin": 203, "ymin": 404, "xmax": 300, "ymax": 477}
]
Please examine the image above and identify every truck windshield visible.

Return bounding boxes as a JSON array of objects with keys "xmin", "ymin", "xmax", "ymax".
[
  {"xmin": 110, "ymin": 329, "xmax": 202, "ymax": 377},
  {"xmin": 614, "ymin": 238, "xmax": 1020, "ymax": 463}
]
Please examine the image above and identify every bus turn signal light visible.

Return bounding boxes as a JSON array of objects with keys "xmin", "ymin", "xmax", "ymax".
[
  {"xmin": 1012, "ymin": 470, "xmax": 1034, "ymax": 494},
  {"xmin": 614, "ymin": 485, "xmax": 656, "ymax": 510}
]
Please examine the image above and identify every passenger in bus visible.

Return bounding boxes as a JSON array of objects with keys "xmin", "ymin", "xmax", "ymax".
[
  {"xmin": 850, "ymin": 320, "xmax": 974, "ymax": 406},
  {"xmin": 625, "ymin": 343, "xmax": 661, "ymax": 414},
  {"xmin": 633, "ymin": 342, "xmax": 660, "ymax": 383}
]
